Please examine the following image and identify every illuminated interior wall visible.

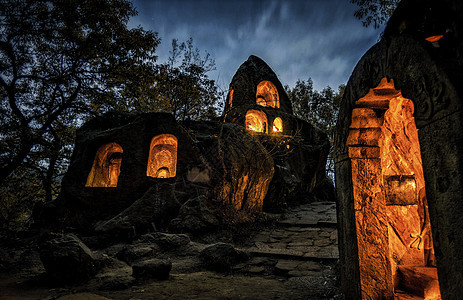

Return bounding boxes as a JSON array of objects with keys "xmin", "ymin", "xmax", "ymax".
[
  {"xmin": 86, "ymin": 142, "xmax": 123, "ymax": 187},
  {"xmin": 146, "ymin": 134, "xmax": 178, "ymax": 178},
  {"xmin": 347, "ymin": 78, "xmax": 440, "ymax": 299},
  {"xmin": 256, "ymin": 81, "xmax": 280, "ymax": 108},
  {"xmin": 245, "ymin": 110, "xmax": 268, "ymax": 133},
  {"xmin": 272, "ymin": 117, "xmax": 283, "ymax": 133}
]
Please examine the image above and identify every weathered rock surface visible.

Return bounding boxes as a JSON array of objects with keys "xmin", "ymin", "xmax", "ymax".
[
  {"xmin": 199, "ymin": 243, "xmax": 249, "ymax": 272},
  {"xmin": 169, "ymin": 195, "xmax": 219, "ymax": 232},
  {"xmin": 94, "ymin": 183, "xmax": 180, "ymax": 234},
  {"xmin": 132, "ymin": 258, "xmax": 172, "ymax": 280},
  {"xmin": 223, "ymin": 55, "xmax": 293, "ymax": 115},
  {"xmin": 39, "ymin": 234, "xmax": 98, "ymax": 283},
  {"xmin": 37, "ymin": 56, "xmax": 333, "ymax": 234}
]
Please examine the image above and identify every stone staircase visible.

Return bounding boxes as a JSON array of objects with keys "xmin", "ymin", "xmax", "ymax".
[{"xmin": 236, "ymin": 201, "xmax": 339, "ymax": 279}]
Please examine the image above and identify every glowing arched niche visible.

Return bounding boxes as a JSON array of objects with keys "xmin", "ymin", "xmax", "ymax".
[
  {"xmin": 256, "ymin": 81, "xmax": 279, "ymax": 108},
  {"xmin": 272, "ymin": 117, "xmax": 283, "ymax": 133},
  {"xmin": 86, "ymin": 143, "xmax": 123, "ymax": 187},
  {"xmin": 146, "ymin": 134, "xmax": 177, "ymax": 178},
  {"xmin": 245, "ymin": 110, "xmax": 268, "ymax": 133}
]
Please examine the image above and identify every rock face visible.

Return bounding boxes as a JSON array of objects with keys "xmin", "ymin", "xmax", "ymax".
[
  {"xmin": 36, "ymin": 55, "xmax": 333, "ymax": 236},
  {"xmin": 334, "ymin": 0, "xmax": 463, "ymax": 298},
  {"xmin": 40, "ymin": 234, "xmax": 98, "ymax": 283},
  {"xmin": 223, "ymin": 55, "xmax": 333, "ymax": 210}
]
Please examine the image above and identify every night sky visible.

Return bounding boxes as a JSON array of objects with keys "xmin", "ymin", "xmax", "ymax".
[{"xmin": 129, "ymin": 0, "xmax": 383, "ymax": 91}]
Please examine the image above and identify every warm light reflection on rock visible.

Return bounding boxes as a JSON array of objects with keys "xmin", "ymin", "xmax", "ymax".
[
  {"xmin": 347, "ymin": 77, "xmax": 440, "ymax": 299},
  {"xmin": 86, "ymin": 143, "xmax": 123, "ymax": 187},
  {"xmin": 425, "ymin": 35, "xmax": 444, "ymax": 43},
  {"xmin": 245, "ymin": 110, "xmax": 268, "ymax": 133},
  {"xmin": 272, "ymin": 117, "xmax": 283, "ymax": 133},
  {"xmin": 146, "ymin": 134, "xmax": 177, "ymax": 178},
  {"xmin": 256, "ymin": 81, "xmax": 279, "ymax": 108}
]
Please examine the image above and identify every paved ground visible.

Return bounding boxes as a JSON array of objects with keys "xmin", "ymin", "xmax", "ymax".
[{"xmin": 0, "ymin": 201, "xmax": 341, "ymax": 300}]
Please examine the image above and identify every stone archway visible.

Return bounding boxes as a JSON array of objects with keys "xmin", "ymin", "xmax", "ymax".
[
  {"xmin": 86, "ymin": 142, "xmax": 123, "ymax": 187},
  {"xmin": 256, "ymin": 80, "xmax": 279, "ymax": 108},
  {"xmin": 346, "ymin": 78, "xmax": 440, "ymax": 299},
  {"xmin": 146, "ymin": 134, "xmax": 177, "ymax": 178},
  {"xmin": 245, "ymin": 110, "xmax": 268, "ymax": 133}
]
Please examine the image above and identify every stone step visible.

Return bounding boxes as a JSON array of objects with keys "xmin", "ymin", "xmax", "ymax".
[
  {"xmin": 394, "ymin": 290, "xmax": 424, "ymax": 300},
  {"xmin": 243, "ymin": 246, "xmax": 339, "ymax": 261},
  {"xmin": 397, "ymin": 266, "xmax": 441, "ymax": 299},
  {"xmin": 277, "ymin": 219, "xmax": 337, "ymax": 228}
]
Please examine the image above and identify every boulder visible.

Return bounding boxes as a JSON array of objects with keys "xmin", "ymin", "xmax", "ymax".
[
  {"xmin": 94, "ymin": 183, "xmax": 180, "ymax": 234},
  {"xmin": 132, "ymin": 258, "xmax": 172, "ymax": 280},
  {"xmin": 199, "ymin": 243, "xmax": 249, "ymax": 272},
  {"xmin": 169, "ymin": 195, "xmax": 219, "ymax": 232},
  {"xmin": 39, "ymin": 233, "xmax": 98, "ymax": 283},
  {"xmin": 116, "ymin": 244, "xmax": 160, "ymax": 265}
]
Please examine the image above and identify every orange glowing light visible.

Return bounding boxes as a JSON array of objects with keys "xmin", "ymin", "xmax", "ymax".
[
  {"xmin": 146, "ymin": 134, "xmax": 177, "ymax": 178},
  {"xmin": 425, "ymin": 35, "xmax": 444, "ymax": 43},
  {"xmin": 228, "ymin": 87, "xmax": 234, "ymax": 108},
  {"xmin": 347, "ymin": 77, "xmax": 441, "ymax": 299},
  {"xmin": 86, "ymin": 143, "xmax": 123, "ymax": 187},
  {"xmin": 245, "ymin": 110, "xmax": 268, "ymax": 133},
  {"xmin": 256, "ymin": 81, "xmax": 279, "ymax": 108},
  {"xmin": 272, "ymin": 117, "xmax": 283, "ymax": 133}
]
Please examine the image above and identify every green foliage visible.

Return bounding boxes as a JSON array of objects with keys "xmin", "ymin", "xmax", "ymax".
[
  {"xmin": 351, "ymin": 0, "xmax": 399, "ymax": 28},
  {"xmin": 155, "ymin": 38, "xmax": 222, "ymax": 121},
  {"xmin": 0, "ymin": 0, "xmax": 221, "ymax": 230},
  {"xmin": 285, "ymin": 79, "xmax": 345, "ymax": 180}
]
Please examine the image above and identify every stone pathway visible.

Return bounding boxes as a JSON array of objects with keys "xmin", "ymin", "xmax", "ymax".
[{"xmin": 236, "ymin": 201, "xmax": 339, "ymax": 279}]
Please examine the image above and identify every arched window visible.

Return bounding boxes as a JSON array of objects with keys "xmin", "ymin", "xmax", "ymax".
[
  {"xmin": 147, "ymin": 134, "xmax": 177, "ymax": 178},
  {"xmin": 245, "ymin": 110, "xmax": 268, "ymax": 133},
  {"xmin": 256, "ymin": 81, "xmax": 279, "ymax": 108},
  {"xmin": 272, "ymin": 117, "xmax": 283, "ymax": 133},
  {"xmin": 86, "ymin": 143, "xmax": 123, "ymax": 187}
]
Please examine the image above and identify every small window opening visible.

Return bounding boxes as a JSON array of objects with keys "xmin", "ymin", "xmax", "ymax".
[
  {"xmin": 147, "ymin": 134, "xmax": 177, "ymax": 178},
  {"xmin": 86, "ymin": 143, "xmax": 123, "ymax": 187},
  {"xmin": 256, "ymin": 81, "xmax": 279, "ymax": 108}
]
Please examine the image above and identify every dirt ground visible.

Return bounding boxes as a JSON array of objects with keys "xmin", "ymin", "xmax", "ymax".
[{"xmin": 0, "ymin": 202, "xmax": 341, "ymax": 300}]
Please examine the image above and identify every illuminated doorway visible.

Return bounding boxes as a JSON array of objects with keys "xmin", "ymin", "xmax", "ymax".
[{"xmin": 347, "ymin": 78, "xmax": 440, "ymax": 299}]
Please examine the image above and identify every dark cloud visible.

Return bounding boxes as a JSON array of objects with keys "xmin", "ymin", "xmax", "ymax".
[{"xmin": 129, "ymin": 0, "xmax": 383, "ymax": 91}]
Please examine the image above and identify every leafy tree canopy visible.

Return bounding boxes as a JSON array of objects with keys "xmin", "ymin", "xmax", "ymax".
[
  {"xmin": 0, "ymin": 0, "xmax": 160, "ymax": 185},
  {"xmin": 351, "ymin": 0, "xmax": 399, "ymax": 28},
  {"xmin": 285, "ymin": 79, "xmax": 345, "ymax": 180},
  {"xmin": 0, "ymin": 0, "xmax": 222, "ymax": 230}
]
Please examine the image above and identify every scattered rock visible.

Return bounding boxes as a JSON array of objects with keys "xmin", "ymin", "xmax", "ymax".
[
  {"xmin": 117, "ymin": 244, "xmax": 159, "ymax": 265},
  {"xmin": 199, "ymin": 243, "xmax": 249, "ymax": 272},
  {"xmin": 39, "ymin": 234, "xmax": 98, "ymax": 283},
  {"xmin": 138, "ymin": 232, "xmax": 191, "ymax": 249},
  {"xmin": 132, "ymin": 258, "xmax": 172, "ymax": 280}
]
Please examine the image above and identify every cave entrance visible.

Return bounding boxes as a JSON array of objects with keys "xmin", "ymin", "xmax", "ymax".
[
  {"xmin": 147, "ymin": 134, "xmax": 177, "ymax": 178},
  {"xmin": 256, "ymin": 80, "xmax": 279, "ymax": 108},
  {"xmin": 245, "ymin": 110, "xmax": 268, "ymax": 133},
  {"xmin": 86, "ymin": 142, "xmax": 123, "ymax": 187},
  {"xmin": 347, "ymin": 78, "xmax": 441, "ymax": 299}
]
